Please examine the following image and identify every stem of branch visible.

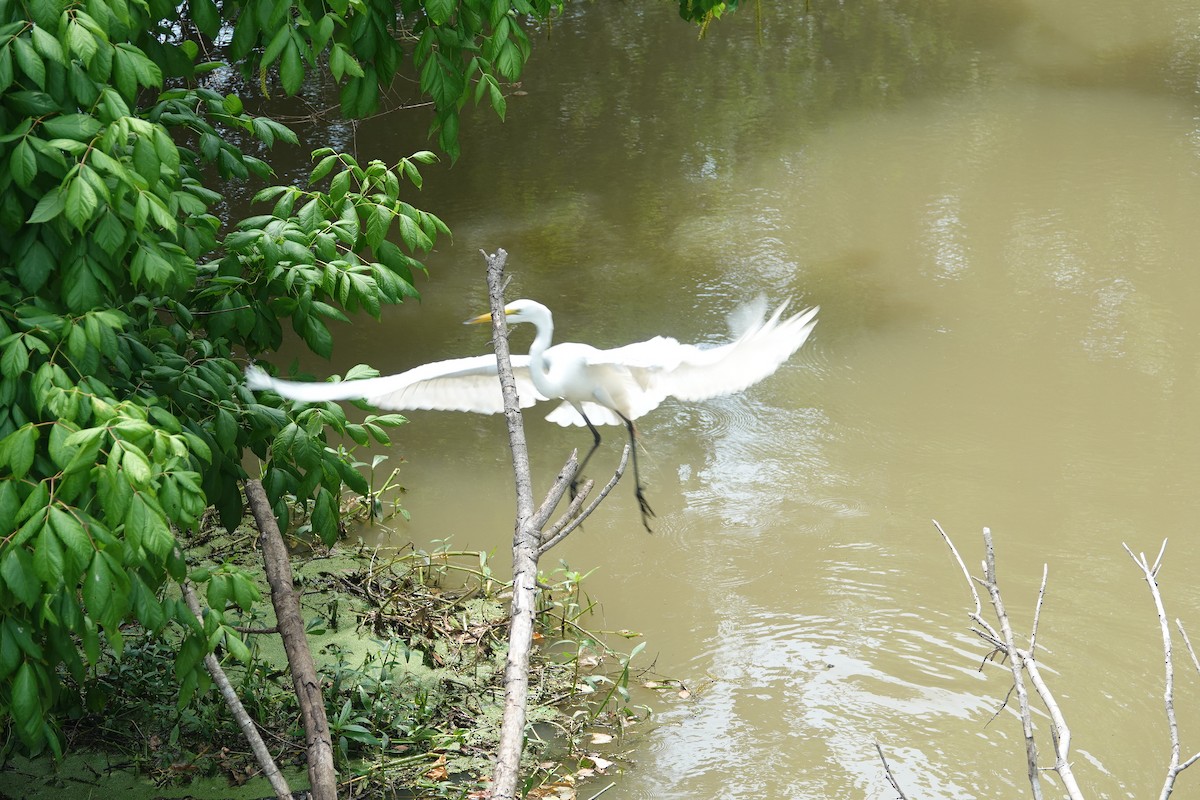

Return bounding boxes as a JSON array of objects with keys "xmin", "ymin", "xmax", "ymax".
[
  {"xmin": 244, "ymin": 478, "xmax": 337, "ymax": 800},
  {"xmin": 874, "ymin": 741, "xmax": 909, "ymax": 800},
  {"xmin": 181, "ymin": 581, "xmax": 292, "ymax": 800},
  {"xmin": 486, "ymin": 249, "xmax": 541, "ymax": 800}
]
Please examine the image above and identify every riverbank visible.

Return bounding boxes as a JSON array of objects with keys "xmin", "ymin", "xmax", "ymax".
[{"xmin": 0, "ymin": 524, "xmax": 641, "ymax": 799}]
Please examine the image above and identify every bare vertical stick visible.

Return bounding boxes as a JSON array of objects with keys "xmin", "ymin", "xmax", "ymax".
[
  {"xmin": 980, "ymin": 528, "xmax": 1045, "ymax": 800},
  {"xmin": 485, "ymin": 250, "xmax": 632, "ymax": 797},
  {"xmin": 486, "ymin": 248, "xmax": 540, "ymax": 800}
]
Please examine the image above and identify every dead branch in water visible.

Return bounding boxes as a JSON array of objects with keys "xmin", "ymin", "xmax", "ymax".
[
  {"xmin": 874, "ymin": 741, "xmax": 909, "ymax": 800},
  {"xmin": 1123, "ymin": 541, "xmax": 1200, "ymax": 800},
  {"xmin": 934, "ymin": 521, "xmax": 1083, "ymax": 800}
]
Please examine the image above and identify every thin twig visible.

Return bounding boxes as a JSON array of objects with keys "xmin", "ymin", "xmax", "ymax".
[
  {"xmin": 585, "ymin": 782, "xmax": 618, "ymax": 799},
  {"xmin": 1177, "ymin": 620, "xmax": 1200, "ymax": 676},
  {"xmin": 1029, "ymin": 564, "xmax": 1048, "ymax": 656},
  {"xmin": 531, "ymin": 451, "xmax": 579, "ymax": 532},
  {"xmin": 875, "ymin": 741, "xmax": 909, "ymax": 800},
  {"xmin": 539, "ymin": 445, "xmax": 630, "ymax": 556}
]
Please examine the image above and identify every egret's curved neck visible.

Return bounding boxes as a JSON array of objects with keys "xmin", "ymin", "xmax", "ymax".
[{"xmin": 526, "ymin": 310, "xmax": 554, "ymax": 384}]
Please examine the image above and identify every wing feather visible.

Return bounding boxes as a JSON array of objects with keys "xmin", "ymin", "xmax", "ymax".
[
  {"xmin": 246, "ymin": 356, "xmax": 547, "ymax": 413},
  {"xmin": 541, "ymin": 301, "xmax": 819, "ymax": 425}
]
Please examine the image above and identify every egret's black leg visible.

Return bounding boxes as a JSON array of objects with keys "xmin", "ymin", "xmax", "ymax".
[
  {"xmin": 570, "ymin": 413, "xmax": 603, "ymax": 500},
  {"xmin": 618, "ymin": 412, "xmax": 655, "ymax": 533}
]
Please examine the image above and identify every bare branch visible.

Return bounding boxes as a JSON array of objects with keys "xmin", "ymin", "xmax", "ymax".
[
  {"xmin": 941, "ymin": 524, "xmax": 1083, "ymax": 800},
  {"xmin": 1124, "ymin": 541, "xmax": 1199, "ymax": 800},
  {"xmin": 875, "ymin": 741, "xmax": 909, "ymax": 800},
  {"xmin": 539, "ymin": 445, "xmax": 630, "ymax": 557},
  {"xmin": 980, "ymin": 527, "xmax": 1045, "ymax": 800},
  {"xmin": 1029, "ymin": 564, "xmax": 1048, "ymax": 656},
  {"xmin": 245, "ymin": 478, "xmax": 336, "ymax": 800},
  {"xmin": 181, "ymin": 581, "xmax": 291, "ymax": 800},
  {"xmin": 485, "ymin": 249, "xmax": 542, "ymax": 800},
  {"xmin": 1177, "ymin": 620, "xmax": 1200, "ymax": 676},
  {"xmin": 531, "ymin": 451, "xmax": 579, "ymax": 532}
]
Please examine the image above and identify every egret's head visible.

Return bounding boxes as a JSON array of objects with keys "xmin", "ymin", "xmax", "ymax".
[{"xmin": 463, "ymin": 299, "xmax": 548, "ymax": 326}]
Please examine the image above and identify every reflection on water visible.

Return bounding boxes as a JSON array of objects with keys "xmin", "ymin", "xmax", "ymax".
[{"xmin": 261, "ymin": 0, "xmax": 1200, "ymax": 795}]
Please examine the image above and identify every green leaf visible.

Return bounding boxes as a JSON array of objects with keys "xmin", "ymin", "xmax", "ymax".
[
  {"xmin": 67, "ymin": 19, "xmax": 99, "ymax": 64},
  {"xmin": 261, "ymin": 24, "xmax": 290, "ymax": 66},
  {"xmin": 420, "ymin": 52, "xmax": 464, "ymax": 110},
  {"xmin": 49, "ymin": 506, "xmax": 92, "ymax": 569},
  {"xmin": 310, "ymin": 487, "xmax": 339, "ymax": 545},
  {"xmin": 83, "ymin": 551, "xmax": 124, "ymax": 629},
  {"xmin": 27, "ymin": 187, "xmax": 65, "ymax": 224},
  {"xmin": 0, "ymin": 44, "xmax": 12, "ymax": 92},
  {"xmin": 10, "ymin": 139, "xmax": 36, "ymax": 188},
  {"xmin": 1, "ymin": 424, "xmax": 38, "ymax": 479},
  {"xmin": 120, "ymin": 445, "xmax": 152, "ymax": 487},
  {"xmin": 1, "ymin": 548, "xmax": 40, "ymax": 608},
  {"xmin": 206, "ymin": 573, "xmax": 231, "ymax": 610},
  {"xmin": 0, "ymin": 482, "xmax": 19, "ymax": 535},
  {"xmin": 224, "ymin": 630, "xmax": 251, "ymax": 664},
  {"xmin": 14, "ymin": 36, "xmax": 46, "ymax": 89},
  {"xmin": 16, "ymin": 239, "xmax": 54, "ymax": 292},
  {"xmin": 11, "ymin": 661, "xmax": 42, "ymax": 745},
  {"xmin": 280, "ymin": 38, "xmax": 304, "ymax": 95},
  {"xmin": 33, "ymin": 521, "xmax": 65, "ymax": 586},
  {"xmin": 488, "ymin": 78, "xmax": 507, "ymax": 120},
  {"xmin": 365, "ymin": 204, "xmax": 391, "ymax": 249},
  {"xmin": 497, "ymin": 40, "xmax": 523, "ymax": 81},
  {"xmin": 0, "ymin": 339, "xmax": 29, "ymax": 380},
  {"xmin": 302, "ymin": 316, "xmax": 333, "ymax": 358},
  {"xmin": 65, "ymin": 173, "xmax": 99, "ymax": 230},
  {"xmin": 93, "ymin": 212, "xmax": 127, "ymax": 255},
  {"xmin": 42, "ymin": 113, "xmax": 102, "ymax": 140},
  {"xmin": 132, "ymin": 134, "xmax": 161, "ymax": 188},
  {"xmin": 426, "ymin": 0, "xmax": 456, "ymax": 25},
  {"xmin": 15, "ymin": 481, "xmax": 49, "ymax": 528},
  {"xmin": 64, "ymin": 257, "xmax": 102, "ymax": 311},
  {"xmin": 192, "ymin": 0, "xmax": 220, "ymax": 37}
]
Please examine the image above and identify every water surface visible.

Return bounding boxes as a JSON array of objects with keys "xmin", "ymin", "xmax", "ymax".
[{"xmin": 274, "ymin": 0, "xmax": 1200, "ymax": 795}]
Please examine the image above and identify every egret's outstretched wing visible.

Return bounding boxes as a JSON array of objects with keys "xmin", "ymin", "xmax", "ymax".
[
  {"xmin": 658, "ymin": 302, "xmax": 819, "ymax": 402},
  {"xmin": 542, "ymin": 301, "xmax": 819, "ymax": 428},
  {"xmin": 246, "ymin": 355, "xmax": 548, "ymax": 413}
]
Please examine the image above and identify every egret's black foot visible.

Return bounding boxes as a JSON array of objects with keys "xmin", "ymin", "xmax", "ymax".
[
  {"xmin": 569, "ymin": 477, "xmax": 581, "ymax": 502},
  {"xmin": 636, "ymin": 485, "xmax": 656, "ymax": 533}
]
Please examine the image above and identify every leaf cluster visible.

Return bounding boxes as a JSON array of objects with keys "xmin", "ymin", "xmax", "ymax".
[
  {"xmin": 0, "ymin": 0, "xmax": 458, "ymax": 757},
  {"xmin": 215, "ymin": 0, "xmax": 563, "ymax": 159}
]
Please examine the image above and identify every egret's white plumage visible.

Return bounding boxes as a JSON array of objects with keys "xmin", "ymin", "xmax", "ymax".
[{"xmin": 246, "ymin": 297, "xmax": 820, "ymax": 530}]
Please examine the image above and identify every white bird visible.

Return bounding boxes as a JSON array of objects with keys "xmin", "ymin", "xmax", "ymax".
[{"xmin": 246, "ymin": 297, "xmax": 819, "ymax": 531}]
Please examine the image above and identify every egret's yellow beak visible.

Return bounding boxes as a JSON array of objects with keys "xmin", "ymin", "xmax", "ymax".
[{"xmin": 464, "ymin": 311, "xmax": 493, "ymax": 325}]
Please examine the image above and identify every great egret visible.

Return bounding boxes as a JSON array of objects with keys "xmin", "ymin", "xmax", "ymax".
[{"xmin": 246, "ymin": 297, "xmax": 820, "ymax": 531}]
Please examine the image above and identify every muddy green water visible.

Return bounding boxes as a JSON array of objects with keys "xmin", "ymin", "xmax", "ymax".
[{"xmin": 271, "ymin": 0, "xmax": 1200, "ymax": 796}]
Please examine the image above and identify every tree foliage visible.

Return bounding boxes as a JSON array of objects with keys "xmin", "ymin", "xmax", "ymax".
[{"xmin": 0, "ymin": 0, "xmax": 559, "ymax": 755}]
